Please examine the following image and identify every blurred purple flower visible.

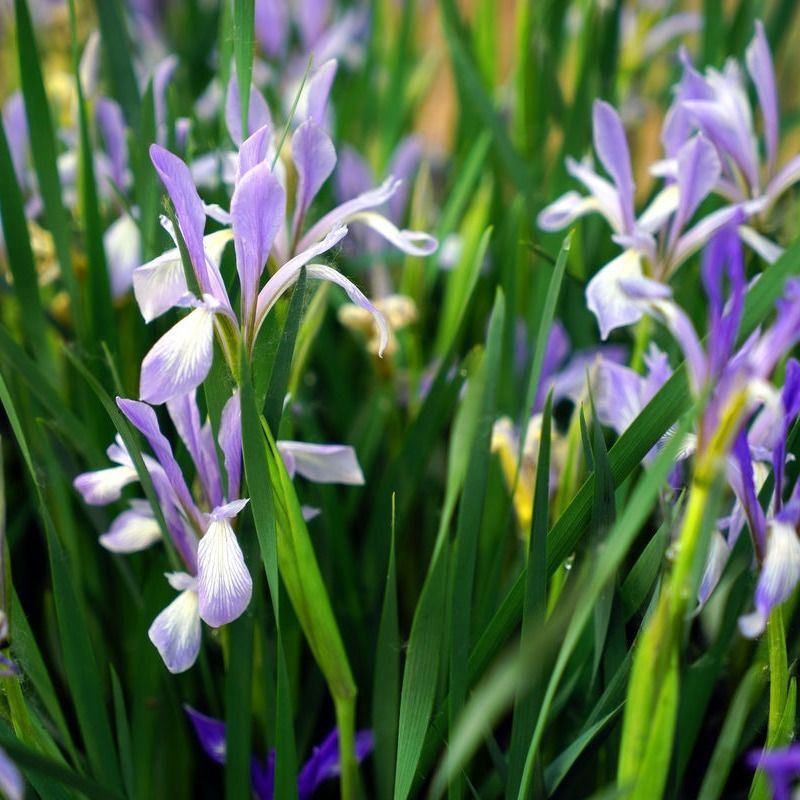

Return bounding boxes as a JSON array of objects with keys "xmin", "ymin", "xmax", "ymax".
[{"xmin": 748, "ymin": 744, "xmax": 800, "ymax": 800}]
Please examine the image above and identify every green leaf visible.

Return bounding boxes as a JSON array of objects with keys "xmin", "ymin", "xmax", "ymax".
[
  {"xmin": 448, "ymin": 290, "xmax": 505, "ymax": 798},
  {"xmin": 110, "ymin": 668, "xmax": 136, "ymax": 800},
  {"xmin": 0, "ymin": 372, "xmax": 122, "ymax": 789},
  {"xmin": 372, "ymin": 498, "xmax": 400, "ymax": 800},
  {"xmin": 14, "ymin": 0, "xmax": 83, "ymax": 343},
  {"xmin": 93, "ymin": 0, "xmax": 141, "ymax": 127},
  {"xmin": 505, "ymin": 392, "xmax": 552, "ymax": 799},
  {"xmin": 233, "ymin": 0, "xmax": 256, "ymax": 135},
  {"xmin": 0, "ymin": 123, "xmax": 48, "ymax": 361}
]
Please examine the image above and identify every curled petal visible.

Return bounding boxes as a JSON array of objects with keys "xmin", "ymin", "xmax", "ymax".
[
  {"xmin": 254, "ymin": 225, "xmax": 348, "ymax": 330},
  {"xmin": 347, "ymin": 211, "xmax": 437, "ymax": 256},
  {"xmin": 298, "ymin": 176, "xmax": 400, "ymax": 251},
  {"xmin": 307, "ymin": 265, "xmax": 390, "ymax": 356},
  {"xmin": 139, "ymin": 299, "xmax": 219, "ymax": 405},
  {"xmin": 764, "ymin": 154, "xmax": 800, "ymax": 208},
  {"xmin": 277, "ymin": 442, "xmax": 365, "ymax": 485},
  {"xmin": 197, "ymin": 517, "xmax": 253, "ymax": 627},
  {"xmin": 738, "ymin": 225, "xmax": 783, "ymax": 264},
  {"xmin": 537, "ymin": 191, "xmax": 603, "ymax": 232},
  {"xmin": 74, "ymin": 465, "xmax": 138, "ymax": 506},
  {"xmin": 740, "ymin": 519, "xmax": 800, "ymax": 638},
  {"xmin": 100, "ymin": 500, "xmax": 162, "ymax": 553},
  {"xmin": 148, "ymin": 586, "xmax": 201, "ymax": 673},
  {"xmin": 586, "ymin": 250, "xmax": 645, "ymax": 340}
]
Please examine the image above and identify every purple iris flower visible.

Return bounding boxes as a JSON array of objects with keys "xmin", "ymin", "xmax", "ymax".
[
  {"xmin": 0, "ymin": 746, "xmax": 22, "ymax": 800},
  {"xmin": 748, "ymin": 744, "xmax": 800, "ymax": 800},
  {"xmin": 659, "ymin": 23, "xmax": 800, "ymax": 264},
  {"xmin": 538, "ymin": 99, "xmax": 740, "ymax": 339},
  {"xmin": 185, "ymin": 706, "xmax": 373, "ymax": 800},
  {"xmin": 136, "ymin": 63, "xmax": 437, "ymax": 405},
  {"xmin": 74, "ymin": 389, "xmax": 367, "ymax": 672}
]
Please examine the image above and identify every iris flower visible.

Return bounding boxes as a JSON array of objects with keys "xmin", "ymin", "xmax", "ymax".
[
  {"xmin": 186, "ymin": 706, "xmax": 373, "ymax": 799},
  {"xmin": 74, "ymin": 389, "xmax": 367, "ymax": 673}
]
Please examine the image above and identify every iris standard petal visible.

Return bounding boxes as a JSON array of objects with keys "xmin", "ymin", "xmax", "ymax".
[
  {"xmin": 592, "ymin": 100, "xmax": 635, "ymax": 231},
  {"xmin": 292, "ymin": 119, "xmax": 337, "ymax": 229},
  {"xmin": 745, "ymin": 21, "xmax": 779, "ymax": 172}
]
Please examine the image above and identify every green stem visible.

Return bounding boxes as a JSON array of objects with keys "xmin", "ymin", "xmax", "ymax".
[{"xmin": 334, "ymin": 695, "xmax": 357, "ymax": 800}]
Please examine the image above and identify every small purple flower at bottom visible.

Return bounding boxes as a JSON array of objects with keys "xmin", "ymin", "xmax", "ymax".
[
  {"xmin": 185, "ymin": 706, "xmax": 373, "ymax": 799},
  {"xmin": 748, "ymin": 744, "xmax": 800, "ymax": 800}
]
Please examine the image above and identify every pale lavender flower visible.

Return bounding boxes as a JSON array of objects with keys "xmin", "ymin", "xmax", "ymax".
[
  {"xmin": 538, "ymin": 100, "xmax": 739, "ymax": 338},
  {"xmin": 0, "ymin": 746, "xmax": 23, "ymax": 800},
  {"xmin": 185, "ymin": 705, "xmax": 374, "ymax": 800}
]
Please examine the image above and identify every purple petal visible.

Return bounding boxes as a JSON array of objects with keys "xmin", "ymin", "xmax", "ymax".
[
  {"xmin": 592, "ymin": 100, "xmax": 635, "ymax": 232},
  {"xmin": 152, "ymin": 56, "xmax": 178, "ymax": 144},
  {"xmin": 219, "ymin": 391, "xmax": 243, "ymax": 501},
  {"xmin": 593, "ymin": 359, "xmax": 646, "ymax": 435},
  {"xmin": 296, "ymin": 0, "xmax": 332, "ymax": 49},
  {"xmin": 670, "ymin": 205, "xmax": 743, "ymax": 274},
  {"xmin": 148, "ymin": 584, "xmax": 201, "ymax": 673},
  {"xmin": 104, "ymin": 213, "xmax": 141, "ymax": 299},
  {"xmin": 537, "ymin": 190, "xmax": 602, "ymax": 232},
  {"xmin": 149, "ymin": 145, "xmax": 210, "ymax": 291},
  {"xmin": 698, "ymin": 530, "xmax": 730, "ymax": 606},
  {"xmin": 730, "ymin": 430, "xmax": 767, "ymax": 557},
  {"xmin": 99, "ymin": 500, "xmax": 162, "ymax": 553},
  {"xmin": 297, "ymin": 728, "xmax": 373, "ymax": 800},
  {"xmin": 566, "ymin": 157, "xmax": 625, "ymax": 232},
  {"xmin": 236, "ymin": 124, "xmax": 272, "ymax": 183},
  {"xmin": 670, "ymin": 134, "xmax": 721, "ymax": 241},
  {"xmin": 277, "ymin": 442, "xmax": 364, "ymax": 485},
  {"xmin": 292, "ymin": 119, "xmax": 337, "ymax": 231},
  {"xmin": 765, "ymin": 154, "xmax": 800, "ymax": 207},
  {"xmin": 255, "ymin": 0, "xmax": 289, "ymax": 58},
  {"xmin": 335, "ymin": 146, "xmax": 373, "ymax": 203},
  {"xmin": 0, "ymin": 746, "xmax": 23, "ymax": 800},
  {"xmin": 3, "ymin": 92, "xmax": 29, "ymax": 189},
  {"xmin": 740, "ymin": 515, "xmax": 800, "ymax": 638},
  {"xmin": 231, "ymin": 162, "xmax": 286, "ymax": 323},
  {"xmin": 303, "ymin": 59, "xmax": 338, "ymax": 124},
  {"xmin": 95, "ymin": 97, "xmax": 128, "ymax": 190},
  {"xmin": 746, "ymin": 21, "xmax": 779, "ymax": 172},
  {"xmin": 185, "ymin": 706, "xmax": 227, "ymax": 764},
  {"xmin": 585, "ymin": 250, "xmax": 645, "ymax": 339},
  {"xmin": 747, "ymin": 744, "xmax": 800, "ymax": 800},
  {"xmin": 197, "ymin": 517, "xmax": 252, "ymax": 627},
  {"xmin": 139, "ymin": 299, "xmax": 218, "ymax": 405},
  {"xmin": 226, "ymin": 76, "xmax": 272, "ymax": 146},
  {"xmin": 115, "ymin": 398, "xmax": 202, "ymax": 542},
  {"xmin": 387, "ymin": 137, "xmax": 423, "ymax": 222}
]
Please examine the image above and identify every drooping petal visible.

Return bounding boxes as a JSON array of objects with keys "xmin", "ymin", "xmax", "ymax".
[
  {"xmin": 565, "ymin": 157, "xmax": 625, "ymax": 233},
  {"xmin": 277, "ymin": 442, "xmax": 365, "ymax": 485},
  {"xmin": 764, "ymin": 154, "xmax": 800, "ymax": 208},
  {"xmin": 74, "ymin": 465, "xmax": 138, "ymax": 506},
  {"xmin": 185, "ymin": 706, "xmax": 227, "ymax": 765},
  {"xmin": 637, "ymin": 185, "xmax": 680, "ymax": 234},
  {"xmin": 669, "ymin": 205, "xmax": 743, "ymax": 275},
  {"xmin": 225, "ymin": 76, "xmax": 272, "ymax": 146},
  {"xmin": 738, "ymin": 225, "xmax": 783, "ymax": 264},
  {"xmin": 197, "ymin": 517, "xmax": 253, "ymax": 627},
  {"xmin": 347, "ymin": 211, "xmax": 437, "ymax": 256},
  {"xmin": 592, "ymin": 100, "xmax": 635, "ymax": 232},
  {"xmin": 139, "ymin": 298, "xmax": 219, "ymax": 405},
  {"xmin": 99, "ymin": 500, "xmax": 162, "ymax": 553},
  {"xmin": 231, "ymin": 162, "xmax": 285, "ymax": 321},
  {"xmin": 150, "ymin": 144, "xmax": 210, "ymax": 291},
  {"xmin": 739, "ymin": 516, "xmax": 800, "ymax": 638},
  {"xmin": 148, "ymin": 584, "xmax": 202, "ymax": 673},
  {"xmin": 133, "ymin": 249, "xmax": 189, "ymax": 323},
  {"xmin": 292, "ymin": 119, "xmax": 337, "ymax": 229},
  {"xmin": 307, "ymin": 264, "xmax": 390, "ymax": 355},
  {"xmin": 745, "ymin": 20, "xmax": 779, "ymax": 172},
  {"xmin": 537, "ymin": 191, "xmax": 602, "ymax": 232},
  {"xmin": 585, "ymin": 249, "xmax": 645, "ymax": 339}
]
